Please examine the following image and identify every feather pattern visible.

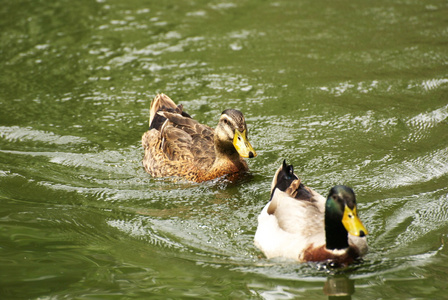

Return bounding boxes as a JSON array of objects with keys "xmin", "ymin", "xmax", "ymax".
[{"xmin": 142, "ymin": 94, "xmax": 256, "ymax": 182}]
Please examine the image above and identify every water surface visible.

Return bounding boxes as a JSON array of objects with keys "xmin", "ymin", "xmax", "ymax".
[{"xmin": 1, "ymin": 0, "xmax": 447, "ymax": 298}]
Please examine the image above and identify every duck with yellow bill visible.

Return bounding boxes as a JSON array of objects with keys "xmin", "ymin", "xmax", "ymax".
[
  {"xmin": 254, "ymin": 160, "xmax": 368, "ymax": 266},
  {"xmin": 142, "ymin": 94, "xmax": 257, "ymax": 182}
]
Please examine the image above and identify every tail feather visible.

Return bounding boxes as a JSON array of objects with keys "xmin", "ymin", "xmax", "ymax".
[
  {"xmin": 148, "ymin": 94, "xmax": 192, "ymax": 130},
  {"xmin": 149, "ymin": 93, "xmax": 178, "ymax": 127}
]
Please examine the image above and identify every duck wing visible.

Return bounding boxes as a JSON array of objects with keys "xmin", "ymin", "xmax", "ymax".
[
  {"xmin": 268, "ymin": 189, "xmax": 324, "ymax": 236},
  {"xmin": 270, "ymin": 161, "xmax": 325, "ymax": 209},
  {"xmin": 279, "ymin": 178, "xmax": 326, "ymax": 214},
  {"xmin": 158, "ymin": 111, "xmax": 215, "ymax": 166},
  {"xmin": 254, "ymin": 189, "xmax": 326, "ymax": 260}
]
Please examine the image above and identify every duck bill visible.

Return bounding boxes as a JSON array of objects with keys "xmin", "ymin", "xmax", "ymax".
[
  {"xmin": 342, "ymin": 206, "xmax": 368, "ymax": 237},
  {"xmin": 233, "ymin": 129, "xmax": 257, "ymax": 158}
]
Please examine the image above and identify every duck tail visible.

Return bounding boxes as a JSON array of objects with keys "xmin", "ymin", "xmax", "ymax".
[{"xmin": 149, "ymin": 93, "xmax": 178, "ymax": 128}]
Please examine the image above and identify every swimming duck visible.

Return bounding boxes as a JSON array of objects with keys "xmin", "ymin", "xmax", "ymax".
[
  {"xmin": 254, "ymin": 160, "xmax": 368, "ymax": 266},
  {"xmin": 141, "ymin": 93, "xmax": 257, "ymax": 182}
]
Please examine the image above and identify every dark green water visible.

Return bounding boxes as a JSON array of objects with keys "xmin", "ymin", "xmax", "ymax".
[{"xmin": 1, "ymin": 0, "xmax": 447, "ymax": 298}]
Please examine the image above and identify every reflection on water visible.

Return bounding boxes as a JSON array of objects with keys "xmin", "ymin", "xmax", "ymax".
[{"xmin": 324, "ymin": 275, "xmax": 354, "ymax": 300}]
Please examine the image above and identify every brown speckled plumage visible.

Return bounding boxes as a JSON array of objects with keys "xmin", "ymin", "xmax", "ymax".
[{"xmin": 141, "ymin": 94, "xmax": 256, "ymax": 182}]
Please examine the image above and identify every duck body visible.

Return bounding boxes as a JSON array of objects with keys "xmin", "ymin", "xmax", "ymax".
[
  {"xmin": 142, "ymin": 94, "xmax": 256, "ymax": 182},
  {"xmin": 254, "ymin": 160, "xmax": 368, "ymax": 266}
]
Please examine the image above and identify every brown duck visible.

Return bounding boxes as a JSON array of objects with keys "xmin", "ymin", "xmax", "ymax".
[{"xmin": 141, "ymin": 94, "xmax": 257, "ymax": 182}]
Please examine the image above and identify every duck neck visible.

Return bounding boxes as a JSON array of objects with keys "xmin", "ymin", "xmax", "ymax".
[
  {"xmin": 213, "ymin": 136, "xmax": 239, "ymax": 160},
  {"xmin": 325, "ymin": 213, "xmax": 349, "ymax": 250},
  {"xmin": 211, "ymin": 138, "xmax": 247, "ymax": 175}
]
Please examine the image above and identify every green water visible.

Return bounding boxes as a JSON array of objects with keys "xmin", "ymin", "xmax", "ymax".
[{"xmin": 1, "ymin": 0, "xmax": 447, "ymax": 298}]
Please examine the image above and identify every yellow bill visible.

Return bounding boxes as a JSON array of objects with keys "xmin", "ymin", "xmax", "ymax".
[
  {"xmin": 342, "ymin": 205, "xmax": 368, "ymax": 237},
  {"xmin": 233, "ymin": 129, "xmax": 257, "ymax": 158}
]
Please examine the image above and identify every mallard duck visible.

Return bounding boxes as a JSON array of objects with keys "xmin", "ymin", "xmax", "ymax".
[
  {"xmin": 254, "ymin": 160, "xmax": 368, "ymax": 266},
  {"xmin": 141, "ymin": 93, "xmax": 257, "ymax": 182}
]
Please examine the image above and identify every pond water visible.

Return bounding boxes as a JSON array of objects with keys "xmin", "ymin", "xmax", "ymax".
[{"xmin": 1, "ymin": 0, "xmax": 447, "ymax": 298}]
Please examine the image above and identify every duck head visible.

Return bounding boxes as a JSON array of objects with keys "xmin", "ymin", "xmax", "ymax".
[
  {"xmin": 214, "ymin": 109, "xmax": 257, "ymax": 159},
  {"xmin": 325, "ymin": 185, "xmax": 368, "ymax": 250}
]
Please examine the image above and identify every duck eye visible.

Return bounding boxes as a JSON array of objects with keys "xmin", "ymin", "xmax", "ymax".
[
  {"xmin": 332, "ymin": 196, "xmax": 344, "ymax": 205},
  {"xmin": 223, "ymin": 119, "xmax": 229, "ymax": 125}
]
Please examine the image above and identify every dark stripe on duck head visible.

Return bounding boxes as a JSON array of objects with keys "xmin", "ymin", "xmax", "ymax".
[{"xmin": 221, "ymin": 109, "xmax": 246, "ymax": 132}]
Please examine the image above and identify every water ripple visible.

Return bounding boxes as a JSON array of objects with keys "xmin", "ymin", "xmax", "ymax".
[
  {"xmin": 422, "ymin": 78, "xmax": 448, "ymax": 91},
  {"xmin": 369, "ymin": 189, "xmax": 448, "ymax": 259},
  {"xmin": 370, "ymin": 147, "xmax": 448, "ymax": 189},
  {"xmin": 0, "ymin": 126, "xmax": 90, "ymax": 146},
  {"xmin": 405, "ymin": 104, "xmax": 448, "ymax": 143},
  {"xmin": 107, "ymin": 218, "xmax": 186, "ymax": 250}
]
